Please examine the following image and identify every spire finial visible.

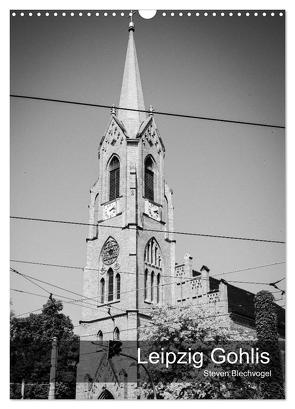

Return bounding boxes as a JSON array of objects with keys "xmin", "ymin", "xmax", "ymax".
[
  {"xmin": 129, "ymin": 10, "xmax": 135, "ymax": 31},
  {"xmin": 111, "ymin": 104, "xmax": 117, "ymax": 116}
]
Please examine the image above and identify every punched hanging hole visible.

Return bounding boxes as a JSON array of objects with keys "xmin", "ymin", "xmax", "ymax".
[{"xmin": 138, "ymin": 10, "xmax": 157, "ymax": 19}]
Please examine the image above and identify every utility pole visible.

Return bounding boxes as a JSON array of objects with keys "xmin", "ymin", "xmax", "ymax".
[
  {"xmin": 21, "ymin": 379, "xmax": 25, "ymax": 399},
  {"xmin": 48, "ymin": 337, "xmax": 58, "ymax": 400}
]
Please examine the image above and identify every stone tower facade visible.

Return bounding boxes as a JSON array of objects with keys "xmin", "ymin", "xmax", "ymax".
[{"xmin": 76, "ymin": 21, "xmax": 175, "ymax": 398}]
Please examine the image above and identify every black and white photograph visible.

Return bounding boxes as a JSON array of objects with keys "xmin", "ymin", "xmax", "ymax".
[{"xmin": 10, "ymin": 8, "xmax": 285, "ymax": 400}]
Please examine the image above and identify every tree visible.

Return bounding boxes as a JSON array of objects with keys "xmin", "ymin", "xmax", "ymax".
[
  {"xmin": 138, "ymin": 304, "xmax": 261, "ymax": 399},
  {"xmin": 10, "ymin": 296, "xmax": 79, "ymax": 399},
  {"xmin": 254, "ymin": 291, "xmax": 284, "ymax": 399}
]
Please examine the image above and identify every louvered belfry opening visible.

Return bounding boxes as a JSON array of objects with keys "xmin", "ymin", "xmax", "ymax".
[
  {"xmin": 144, "ymin": 156, "xmax": 154, "ymax": 201},
  {"xmin": 109, "ymin": 156, "xmax": 120, "ymax": 201}
]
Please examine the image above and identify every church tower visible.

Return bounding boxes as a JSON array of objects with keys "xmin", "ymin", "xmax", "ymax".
[{"xmin": 78, "ymin": 20, "xmax": 175, "ymax": 348}]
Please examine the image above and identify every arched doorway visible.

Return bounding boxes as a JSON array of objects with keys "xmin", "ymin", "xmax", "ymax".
[{"xmin": 97, "ymin": 388, "xmax": 114, "ymax": 399}]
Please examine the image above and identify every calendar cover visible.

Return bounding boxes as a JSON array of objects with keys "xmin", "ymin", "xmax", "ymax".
[{"xmin": 10, "ymin": 9, "xmax": 285, "ymax": 400}]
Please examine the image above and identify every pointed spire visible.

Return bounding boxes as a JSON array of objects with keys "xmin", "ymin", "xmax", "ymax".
[{"xmin": 118, "ymin": 18, "xmax": 147, "ymax": 137}]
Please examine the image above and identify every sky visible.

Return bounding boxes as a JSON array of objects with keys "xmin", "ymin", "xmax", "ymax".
[{"xmin": 10, "ymin": 11, "xmax": 285, "ymax": 329}]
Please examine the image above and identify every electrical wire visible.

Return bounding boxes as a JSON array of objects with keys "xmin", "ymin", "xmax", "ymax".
[
  {"xmin": 11, "ymin": 264, "xmax": 286, "ymax": 305},
  {"xmin": 11, "ymin": 286, "xmax": 284, "ymax": 318},
  {"xmin": 10, "ymin": 258, "xmax": 286, "ymax": 280},
  {"xmin": 10, "ymin": 288, "xmax": 100, "ymax": 312},
  {"xmin": 10, "ymin": 267, "xmax": 127, "ymax": 314},
  {"xmin": 18, "ymin": 272, "xmax": 51, "ymax": 295},
  {"xmin": 10, "ymin": 266, "xmax": 285, "ymax": 318},
  {"xmin": 11, "ymin": 265, "xmax": 281, "ymax": 304},
  {"xmin": 10, "ymin": 94, "xmax": 285, "ymax": 129},
  {"xmin": 10, "ymin": 286, "xmax": 99, "ymax": 309},
  {"xmin": 212, "ymin": 262, "xmax": 286, "ymax": 278},
  {"xmin": 10, "ymin": 215, "xmax": 285, "ymax": 244},
  {"xmin": 13, "ymin": 285, "xmax": 272, "ymax": 312},
  {"xmin": 227, "ymin": 277, "xmax": 285, "ymax": 285}
]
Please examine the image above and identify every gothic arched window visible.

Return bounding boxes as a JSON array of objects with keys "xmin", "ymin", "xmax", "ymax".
[
  {"xmin": 108, "ymin": 269, "xmax": 114, "ymax": 302},
  {"xmin": 144, "ymin": 238, "xmax": 161, "ymax": 268},
  {"xmin": 100, "ymin": 278, "xmax": 105, "ymax": 304},
  {"xmin": 150, "ymin": 240, "xmax": 154, "ymax": 265},
  {"xmin": 144, "ymin": 269, "xmax": 148, "ymax": 300},
  {"xmin": 151, "ymin": 271, "xmax": 154, "ymax": 302},
  {"xmin": 157, "ymin": 273, "xmax": 161, "ymax": 303},
  {"xmin": 144, "ymin": 238, "xmax": 163, "ymax": 304},
  {"xmin": 144, "ymin": 242, "xmax": 150, "ymax": 263},
  {"xmin": 109, "ymin": 156, "xmax": 120, "ymax": 201},
  {"xmin": 144, "ymin": 156, "xmax": 154, "ymax": 201},
  {"xmin": 97, "ymin": 330, "xmax": 103, "ymax": 341},
  {"xmin": 116, "ymin": 273, "xmax": 121, "ymax": 300},
  {"xmin": 114, "ymin": 327, "xmax": 120, "ymax": 341}
]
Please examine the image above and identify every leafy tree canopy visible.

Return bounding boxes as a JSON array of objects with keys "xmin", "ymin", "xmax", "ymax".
[
  {"xmin": 10, "ymin": 296, "xmax": 79, "ymax": 399},
  {"xmin": 138, "ymin": 304, "xmax": 261, "ymax": 399}
]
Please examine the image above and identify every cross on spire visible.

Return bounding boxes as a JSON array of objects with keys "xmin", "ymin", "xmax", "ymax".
[{"xmin": 129, "ymin": 10, "xmax": 136, "ymax": 31}]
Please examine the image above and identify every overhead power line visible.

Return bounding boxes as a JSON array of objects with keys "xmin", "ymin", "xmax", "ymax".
[
  {"xmin": 10, "ymin": 266, "xmax": 285, "ymax": 313},
  {"xmin": 11, "ymin": 288, "xmax": 99, "ymax": 312},
  {"xmin": 10, "ymin": 267, "xmax": 126, "ymax": 314},
  {"xmin": 12, "ymin": 286, "xmax": 282, "ymax": 311},
  {"xmin": 10, "ymin": 215, "xmax": 285, "ymax": 244},
  {"xmin": 14, "ymin": 307, "xmax": 43, "ymax": 318},
  {"xmin": 10, "ymin": 267, "xmax": 99, "ymax": 309},
  {"xmin": 10, "ymin": 268, "xmax": 100, "ymax": 311},
  {"xmin": 19, "ymin": 271, "xmax": 51, "ymax": 294},
  {"xmin": 14, "ymin": 287, "xmax": 264, "ymax": 318},
  {"xmin": 213, "ymin": 262, "xmax": 286, "ymax": 277},
  {"xmin": 10, "ymin": 94, "xmax": 285, "ymax": 129},
  {"xmin": 11, "ymin": 262, "xmax": 285, "ymax": 319},
  {"xmin": 227, "ymin": 277, "xmax": 285, "ymax": 285},
  {"xmin": 10, "ymin": 257, "xmax": 286, "ymax": 280}
]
